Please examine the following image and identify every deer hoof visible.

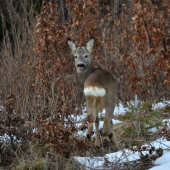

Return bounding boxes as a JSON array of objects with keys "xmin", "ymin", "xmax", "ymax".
[
  {"xmin": 87, "ymin": 134, "xmax": 91, "ymax": 139},
  {"xmin": 108, "ymin": 133, "xmax": 113, "ymax": 138},
  {"xmin": 95, "ymin": 145, "xmax": 100, "ymax": 149}
]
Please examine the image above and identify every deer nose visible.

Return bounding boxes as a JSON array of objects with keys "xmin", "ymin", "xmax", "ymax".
[{"xmin": 77, "ymin": 63, "xmax": 85, "ymax": 68}]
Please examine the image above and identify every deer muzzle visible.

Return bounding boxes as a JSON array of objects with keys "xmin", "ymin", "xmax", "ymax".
[{"xmin": 77, "ymin": 63, "xmax": 85, "ymax": 69}]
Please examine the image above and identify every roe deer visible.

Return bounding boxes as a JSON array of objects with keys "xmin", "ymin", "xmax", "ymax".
[{"xmin": 67, "ymin": 37, "xmax": 119, "ymax": 150}]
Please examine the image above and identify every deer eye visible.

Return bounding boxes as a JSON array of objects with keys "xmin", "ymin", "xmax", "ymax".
[
  {"xmin": 85, "ymin": 55, "xmax": 88, "ymax": 58},
  {"xmin": 75, "ymin": 56, "xmax": 77, "ymax": 59}
]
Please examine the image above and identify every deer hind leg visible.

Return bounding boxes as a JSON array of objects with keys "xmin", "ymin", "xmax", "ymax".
[
  {"xmin": 103, "ymin": 107, "xmax": 119, "ymax": 151},
  {"xmin": 87, "ymin": 107, "xmax": 100, "ymax": 147},
  {"xmin": 86, "ymin": 98, "xmax": 100, "ymax": 147},
  {"xmin": 94, "ymin": 107, "xmax": 100, "ymax": 147},
  {"xmin": 88, "ymin": 107, "xmax": 100, "ymax": 147},
  {"xmin": 87, "ymin": 122, "xmax": 93, "ymax": 140},
  {"xmin": 86, "ymin": 98, "xmax": 94, "ymax": 141}
]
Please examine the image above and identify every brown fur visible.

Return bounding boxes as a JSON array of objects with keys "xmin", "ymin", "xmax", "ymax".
[{"xmin": 87, "ymin": 96, "xmax": 104, "ymax": 115}]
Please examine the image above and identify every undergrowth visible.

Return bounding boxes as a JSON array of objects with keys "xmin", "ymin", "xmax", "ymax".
[{"xmin": 117, "ymin": 102, "xmax": 162, "ymax": 146}]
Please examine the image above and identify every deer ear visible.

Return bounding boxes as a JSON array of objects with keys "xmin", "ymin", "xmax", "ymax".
[
  {"xmin": 86, "ymin": 37, "xmax": 94, "ymax": 53},
  {"xmin": 67, "ymin": 38, "xmax": 77, "ymax": 54}
]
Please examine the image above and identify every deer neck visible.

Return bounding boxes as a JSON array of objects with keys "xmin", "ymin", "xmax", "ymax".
[{"xmin": 77, "ymin": 64, "xmax": 94, "ymax": 84}]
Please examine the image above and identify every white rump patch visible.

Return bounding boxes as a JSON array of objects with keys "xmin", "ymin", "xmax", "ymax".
[{"xmin": 84, "ymin": 87, "xmax": 106, "ymax": 97}]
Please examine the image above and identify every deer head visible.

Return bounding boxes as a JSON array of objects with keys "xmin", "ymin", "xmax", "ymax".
[{"xmin": 67, "ymin": 38, "xmax": 94, "ymax": 74}]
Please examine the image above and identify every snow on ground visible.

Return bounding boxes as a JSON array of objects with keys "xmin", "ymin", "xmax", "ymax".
[
  {"xmin": 0, "ymin": 133, "xmax": 11, "ymax": 141},
  {"xmin": 73, "ymin": 101, "xmax": 170, "ymax": 169},
  {"xmin": 0, "ymin": 133, "xmax": 20, "ymax": 144},
  {"xmin": 152, "ymin": 101, "xmax": 170, "ymax": 110},
  {"xmin": 149, "ymin": 150, "xmax": 170, "ymax": 170},
  {"xmin": 74, "ymin": 137, "xmax": 170, "ymax": 169},
  {"xmin": 149, "ymin": 119, "xmax": 170, "ymax": 133},
  {"xmin": 148, "ymin": 119, "xmax": 170, "ymax": 170}
]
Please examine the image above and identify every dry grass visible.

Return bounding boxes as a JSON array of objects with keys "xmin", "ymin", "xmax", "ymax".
[
  {"xmin": 0, "ymin": 0, "xmax": 40, "ymax": 168},
  {"xmin": 0, "ymin": 0, "xmax": 38, "ymax": 117},
  {"xmin": 13, "ymin": 158, "xmax": 45, "ymax": 170}
]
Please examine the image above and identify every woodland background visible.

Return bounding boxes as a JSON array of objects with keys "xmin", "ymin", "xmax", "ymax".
[{"xmin": 0, "ymin": 0, "xmax": 169, "ymax": 169}]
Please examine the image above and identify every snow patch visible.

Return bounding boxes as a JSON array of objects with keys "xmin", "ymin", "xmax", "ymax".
[
  {"xmin": 150, "ymin": 151, "xmax": 170, "ymax": 170},
  {"xmin": 152, "ymin": 101, "xmax": 170, "ymax": 110},
  {"xmin": 84, "ymin": 86, "xmax": 106, "ymax": 97},
  {"xmin": 74, "ymin": 137, "xmax": 170, "ymax": 169}
]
